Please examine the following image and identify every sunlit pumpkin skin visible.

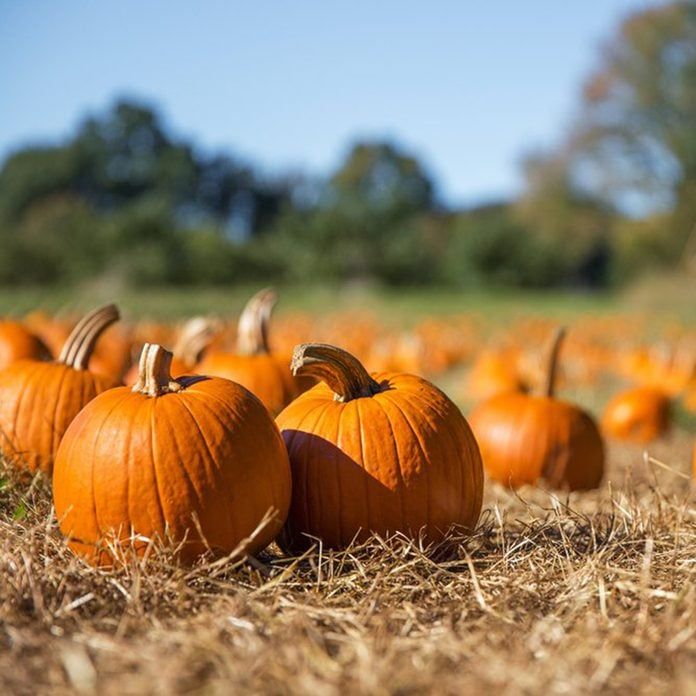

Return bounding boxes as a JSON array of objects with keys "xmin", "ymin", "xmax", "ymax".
[
  {"xmin": 469, "ymin": 393, "xmax": 604, "ymax": 489},
  {"xmin": 0, "ymin": 320, "xmax": 51, "ymax": 369},
  {"xmin": 276, "ymin": 343, "xmax": 483, "ymax": 552},
  {"xmin": 601, "ymin": 386, "xmax": 671, "ymax": 443},
  {"xmin": 53, "ymin": 343, "xmax": 292, "ymax": 567},
  {"xmin": 469, "ymin": 328, "xmax": 604, "ymax": 490},
  {"xmin": 0, "ymin": 305, "xmax": 121, "ymax": 474},
  {"xmin": 198, "ymin": 352, "xmax": 297, "ymax": 416},
  {"xmin": 198, "ymin": 288, "xmax": 299, "ymax": 415}
]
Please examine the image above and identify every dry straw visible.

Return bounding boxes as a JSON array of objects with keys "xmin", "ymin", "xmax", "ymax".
[{"xmin": 0, "ymin": 433, "xmax": 694, "ymax": 694}]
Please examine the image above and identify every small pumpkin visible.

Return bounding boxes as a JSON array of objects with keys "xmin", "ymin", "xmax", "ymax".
[
  {"xmin": 53, "ymin": 343, "xmax": 292, "ymax": 566},
  {"xmin": 0, "ymin": 318, "xmax": 51, "ymax": 369},
  {"xmin": 198, "ymin": 288, "xmax": 299, "ymax": 414},
  {"xmin": 0, "ymin": 304, "xmax": 121, "ymax": 474},
  {"xmin": 601, "ymin": 385, "xmax": 671, "ymax": 443},
  {"xmin": 276, "ymin": 343, "xmax": 483, "ymax": 552},
  {"xmin": 469, "ymin": 328, "xmax": 604, "ymax": 490}
]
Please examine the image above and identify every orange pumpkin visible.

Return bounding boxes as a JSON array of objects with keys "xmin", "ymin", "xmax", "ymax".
[
  {"xmin": 601, "ymin": 386, "xmax": 671, "ymax": 443},
  {"xmin": 0, "ymin": 305, "xmax": 121, "ymax": 474},
  {"xmin": 0, "ymin": 318, "xmax": 51, "ymax": 369},
  {"xmin": 53, "ymin": 343, "xmax": 292, "ymax": 566},
  {"xmin": 23, "ymin": 310, "xmax": 72, "ymax": 357},
  {"xmin": 276, "ymin": 343, "xmax": 483, "ymax": 552},
  {"xmin": 469, "ymin": 328, "xmax": 604, "ymax": 490},
  {"xmin": 198, "ymin": 288, "xmax": 299, "ymax": 414}
]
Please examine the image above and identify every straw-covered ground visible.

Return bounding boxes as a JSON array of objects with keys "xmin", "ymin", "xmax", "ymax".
[{"xmin": 0, "ymin": 432, "xmax": 694, "ymax": 695}]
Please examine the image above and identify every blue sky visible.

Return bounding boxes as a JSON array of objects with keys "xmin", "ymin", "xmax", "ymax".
[{"xmin": 0, "ymin": 1, "xmax": 660, "ymax": 206}]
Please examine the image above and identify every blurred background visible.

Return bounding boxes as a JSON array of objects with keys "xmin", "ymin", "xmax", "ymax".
[{"xmin": 0, "ymin": 1, "xmax": 694, "ymax": 317}]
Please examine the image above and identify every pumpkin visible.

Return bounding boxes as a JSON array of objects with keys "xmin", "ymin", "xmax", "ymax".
[
  {"xmin": 53, "ymin": 343, "xmax": 291, "ymax": 566},
  {"xmin": 0, "ymin": 318, "xmax": 51, "ymax": 369},
  {"xmin": 198, "ymin": 288, "xmax": 299, "ymax": 414},
  {"xmin": 601, "ymin": 385, "xmax": 671, "ymax": 443},
  {"xmin": 124, "ymin": 316, "xmax": 219, "ymax": 386},
  {"xmin": 0, "ymin": 304, "xmax": 121, "ymax": 474},
  {"xmin": 88, "ymin": 322, "xmax": 133, "ymax": 382},
  {"xmin": 275, "ymin": 343, "xmax": 483, "ymax": 552},
  {"xmin": 23, "ymin": 310, "xmax": 72, "ymax": 357},
  {"xmin": 468, "ymin": 327, "xmax": 604, "ymax": 490},
  {"xmin": 467, "ymin": 349, "xmax": 527, "ymax": 401}
]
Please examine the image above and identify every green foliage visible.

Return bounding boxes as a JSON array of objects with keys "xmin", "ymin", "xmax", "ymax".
[{"xmin": 2, "ymin": 0, "xmax": 694, "ymax": 299}]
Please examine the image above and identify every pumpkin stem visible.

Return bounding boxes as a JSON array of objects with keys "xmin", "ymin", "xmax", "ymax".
[
  {"xmin": 545, "ymin": 326, "xmax": 567, "ymax": 398},
  {"xmin": 292, "ymin": 343, "xmax": 380, "ymax": 402},
  {"xmin": 173, "ymin": 317, "xmax": 219, "ymax": 367},
  {"xmin": 58, "ymin": 304, "xmax": 120, "ymax": 371},
  {"xmin": 132, "ymin": 343, "xmax": 182, "ymax": 397},
  {"xmin": 237, "ymin": 287, "xmax": 277, "ymax": 356}
]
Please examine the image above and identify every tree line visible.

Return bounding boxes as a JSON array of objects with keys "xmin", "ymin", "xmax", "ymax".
[{"xmin": 0, "ymin": 1, "xmax": 693, "ymax": 289}]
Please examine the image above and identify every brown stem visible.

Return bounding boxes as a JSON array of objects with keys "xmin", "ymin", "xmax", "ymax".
[
  {"xmin": 58, "ymin": 304, "xmax": 120, "ymax": 370},
  {"xmin": 236, "ymin": 288, "xmax": 277, "ymax": 356},
  {"xmin": 173, "ymin": 317, "xmax": 218, "ymax": 366},
  {"xmin": 291, "ymin": 343, "xmax": 380, "ymax": 402},
  {"xmin": 544, "ymin": 326, "xmax": 567, "ymax": 398},
  {"xmin": 132, "ymin": 344, "xmax": 182, "ymax": 397}
]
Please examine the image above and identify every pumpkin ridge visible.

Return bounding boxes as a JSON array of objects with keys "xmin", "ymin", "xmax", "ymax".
[
  {"xmin": 376, "ymin": 399, "xmax": 406, "ymax": 533},
  {"xmin": 330, "ymin": 397, "xmax": 346, "ymax": 547},
  {"xmin": 185, "ymin": 385, "xmax": 289, "ymax": 544},
  {"xmin": 388, "ymin": 389, "xmax": 460, "ymax": 535},
  {"xmin": 282, "ymin": 398, "xmax": 332, "ymax": 544},
  {"xmin": 148, "ymin": 397, "xmax": 169, "ymax": 545},
  {"xmin": 48, "ymin": 364, "xmax": 73, "ymax": 459},
  {"xmin": 308, "ymin": 397, "xmax": 341, "ymax": 545},
  {"xmin": 159, "ymin": 397, "xmax": 212, "ymax": 549},
  {"xmin": 88, "ymin": 390, "xmax": 135, "ymax": 543},
  {"xmin": 395, "ymin": 387, "xmax": 468, "ymax": 527},
  {"xmin": 379, "ymin": 391, "xmax": 432, "ymax": 536},
  {"xmin": 175, "ymin": 393, "xmax": 238, "ymax": 543},
  {"xmin": 353, "ymin": 398, "xmax": 372, "ymax": 542},
  {"xmin": 8, "ymin": 364, "xmax": 34, "ymax": 458}
]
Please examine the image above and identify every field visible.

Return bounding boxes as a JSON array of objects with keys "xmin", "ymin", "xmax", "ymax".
[{"xmin": 0, "ymin": 278, "xmax": 694, "ymax": 694}]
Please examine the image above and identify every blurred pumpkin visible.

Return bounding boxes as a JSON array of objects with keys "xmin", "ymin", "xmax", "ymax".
[
  {"xmin": 198, "ymin": 288, "xmax": 299, "ymax": 414},
  {"xmin": 0, "ymin": 305, "xmax": 121, "ymax": 474},
  {"xmin": 469, "ymin": 327, "xmax": 604, "ymax": 490},
  {"xmin": 0, "ymin": 318, "xmax": 51, "ymax": 369},
  {"xmin": 467, "ymin": 349, "xmax": 527, "ymax": 401},
  {"xmin": 53, "ymin": 343, "xmax": 291, "ymax": 566},
  {"xmin": 276, "ymin": 343, "xmax": 483, "ymax": 552},
  {"xmin": 601, "ymin": 385, "xmax": 671, "ymax": 443}
]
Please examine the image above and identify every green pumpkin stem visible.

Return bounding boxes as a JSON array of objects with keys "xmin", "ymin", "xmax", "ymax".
[
  {"xmin": 132, "ymin": 344, "xmax": 182, "ymax": 397},
  {"xmin": 236, "ymin": 287, "xmax": 277, "ymax": 356},
  {"xmin": 58, "ymin": 304, "xmax": 120, "ymax": 371},
  {"xmin": 545, "ymin": 326, "xmax": 567, "ymax": 398},
  {"xmin": 292, "ymin": 343, "xmax": 380, "ymax": 402}
]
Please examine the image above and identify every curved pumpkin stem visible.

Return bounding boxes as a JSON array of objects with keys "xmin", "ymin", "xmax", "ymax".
[
  {"xmin": 292, "ymin": 343, "xmax": 380, "ymax": 402},
  {"xmin": 545, "ymin": 326, "xmax": 567, "ymax": 398},
  {"xmin": 173, "ymin": 317, "xmax": 219, "ymax": 367},
  {"xmin": 58, "ymin": 304, "xmax": 120, "ymax": 371},
  {"xmin": 132, "ymin": 344, "xmax": 182, "ymax": 397},
  {"xmin": 237, "ymin": 288, "xmax": 277, "ymax": 356}
]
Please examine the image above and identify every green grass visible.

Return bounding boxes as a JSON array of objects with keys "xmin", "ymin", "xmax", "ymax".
[{"xmin": 0, "ymin": 272, "xmax": 693, "ymax": 326}]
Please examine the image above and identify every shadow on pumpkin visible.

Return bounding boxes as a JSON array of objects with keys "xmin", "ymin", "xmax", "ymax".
[{"xmin": 278, "ymin": 431, "xmax": 472, "ymax": 554}]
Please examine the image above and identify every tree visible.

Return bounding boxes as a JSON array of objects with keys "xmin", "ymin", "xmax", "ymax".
[
  {"xmin": 329, "ymin": 141, "xmax": 435, "ymax": 215},
  {"xmin": 574, "ymin": 1, "xmax": 696, "ymax": 216}
]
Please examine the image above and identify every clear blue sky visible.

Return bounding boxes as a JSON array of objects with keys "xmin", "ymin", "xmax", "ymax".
[{"xmin": 0, "ymin": 1, "xmax": 660, "ymax": 206}]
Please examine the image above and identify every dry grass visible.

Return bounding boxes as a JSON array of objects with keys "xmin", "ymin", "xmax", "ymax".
[{"xmin": 0, "ymin": 434, "xmax": 694, "ymax": 695}]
